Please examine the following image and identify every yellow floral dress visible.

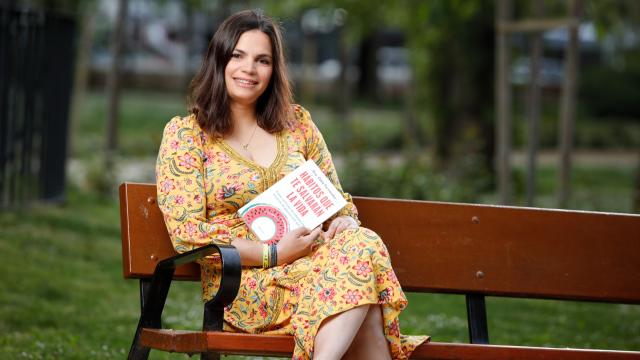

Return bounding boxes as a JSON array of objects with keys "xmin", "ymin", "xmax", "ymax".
[{"xmin": 156, "ymin": 105, "xmax": 428, "ymax": 359}]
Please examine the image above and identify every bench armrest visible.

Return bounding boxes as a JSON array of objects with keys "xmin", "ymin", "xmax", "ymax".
[
  {"xmin": 143, "ymin": 243, "xmax": 241, "ymax": 328},
  {"xmin": 129, "ymin": 243, "xmax": 241, "ymax": 359}
]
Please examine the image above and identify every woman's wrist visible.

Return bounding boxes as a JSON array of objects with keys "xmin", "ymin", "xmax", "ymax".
[{"xmin": 275, "ymin": 242, "xmax": 283, "ymax": 266}]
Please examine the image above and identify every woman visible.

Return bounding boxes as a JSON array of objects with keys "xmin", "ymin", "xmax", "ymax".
[{"xmin": 156, "ymin": 9, "xmax": 427, "ymax": 359}]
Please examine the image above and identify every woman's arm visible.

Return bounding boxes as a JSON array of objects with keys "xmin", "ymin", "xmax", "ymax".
[
  {"xmin": 231, "ymin": 226, "xmax": 321, "ymax": 266},
  {"xmin": 156, "ymin": 117, "xmax": 233, "ymax": 254}
]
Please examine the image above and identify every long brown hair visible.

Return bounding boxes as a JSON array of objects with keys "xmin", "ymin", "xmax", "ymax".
[{"xmin": 188, "ymin": 10, "xmax": 292, "ymax": 137}]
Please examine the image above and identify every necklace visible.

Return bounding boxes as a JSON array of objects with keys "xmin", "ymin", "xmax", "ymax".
[{"xmin": 242, "ymin": 122, "xmax": 259, "ymax": 151}]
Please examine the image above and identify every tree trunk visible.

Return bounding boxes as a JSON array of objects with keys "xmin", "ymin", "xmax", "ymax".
[
  {"xmin": 557, "ymin": 0, "xmax": 581, "ymax": 208},
  {"xmin": 496, "ymin": 0, "xmax": 513, "ymax": 205},
  {"xmin": 105, "ymin": 0, "xmax": 128, "ymax": 186},
  {"xmin": 302, "ymin": 39, "xmax": 316, "ymax": 104},
  {"xmin": 356, "ymin": 34, "xmax": 379, "ymax": 102},
  {"xmin": 69, "ymin": 2, "xmax": 96, "ymax": 159},
  {"xmin": 526, "ymin": 1, "xmax": 544, "ymax": 207},
  {"xmin": 633, "ymin": 154, "xmax": 640, "ymax": 213}
]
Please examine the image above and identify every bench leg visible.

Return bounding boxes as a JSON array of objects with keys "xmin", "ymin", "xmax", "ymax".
[
  {"xmin": 200, "ymin": 299, "xmax": 225, "ymax": 360},
  {"xmin": 128, "ymin": 327, "xmax": 151, "ymax": 360},
  {"xmin": 201, "ymin": 352, "xmax": 220, "ymax": 360},
  {"xmin": 128, "ymin": 279, "xmax": 153, "ymax": 359},
  {"xmin": 128, "ymin": 272, "xmax": 172, "ymax": 360},
  {"xmin": 466, "ymin": 294, "xmax": 489, "ymax": 344}
]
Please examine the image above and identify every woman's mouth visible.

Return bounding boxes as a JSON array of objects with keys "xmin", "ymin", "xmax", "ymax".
[{"xmin": 235, "ymin": 78, "xmax": 258, "ymax": 87}]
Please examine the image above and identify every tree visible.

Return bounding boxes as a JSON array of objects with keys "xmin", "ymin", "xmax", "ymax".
[
  {"xmin": 393, "ymin": 1, "xmax": 495, "ymax": 174},
  {"xmin": 104, "ymin": 0, "xmax": 128, "ymax": 192}
]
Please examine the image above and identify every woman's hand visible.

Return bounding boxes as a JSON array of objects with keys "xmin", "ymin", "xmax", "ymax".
[
  {"xmin": 276, "ymin": 226, "xmax": 322, "ymax": 265},
  {"xmin": 324, "ymin": 216, "xmax": 358, "ymax": 240}
]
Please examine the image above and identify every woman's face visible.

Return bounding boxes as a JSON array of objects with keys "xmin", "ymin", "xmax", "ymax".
[{"xmin": 224, "ymin": 29, "xmax": 273, "ymax": 108}]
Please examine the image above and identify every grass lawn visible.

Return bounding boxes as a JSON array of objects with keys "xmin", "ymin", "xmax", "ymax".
[{"xmin": 1, "ymin": 90, "xmax": 638, "ymax": 358}]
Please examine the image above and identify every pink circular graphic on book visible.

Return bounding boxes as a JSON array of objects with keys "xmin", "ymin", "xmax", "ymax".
[{"xmin": 243, "ymin": 205, "xmax": 289, "ymax": 244}]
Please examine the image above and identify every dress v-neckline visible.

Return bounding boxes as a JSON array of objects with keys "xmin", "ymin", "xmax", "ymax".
[{"xmin": 218, "ymin": 131, "xmax": 287, "ymax": 173}]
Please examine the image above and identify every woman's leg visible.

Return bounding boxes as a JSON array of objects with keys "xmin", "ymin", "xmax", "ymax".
[
  {"xmin": 343, "ymin": 305, "xmax": 392, "ymax": 360},
  {"xmin": 313, "ymin": 305, "xmax": 370, "ymax": 360}
]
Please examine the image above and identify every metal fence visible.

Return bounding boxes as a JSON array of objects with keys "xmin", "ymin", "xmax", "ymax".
[{"xmin": 0, "ymin": 5, "xmax": 76, "ymax": 208}]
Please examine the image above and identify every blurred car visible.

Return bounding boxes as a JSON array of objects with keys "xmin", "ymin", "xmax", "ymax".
[
  {"xmin": 376, "ymin": 46, "xmax": 411, "ymax": 97},
  {"xmin": 511, "ymin": 56, "xmax": 564, "ymax": 88}
]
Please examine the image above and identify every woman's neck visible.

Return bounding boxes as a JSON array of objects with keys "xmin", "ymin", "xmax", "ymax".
[{"xmin": 229, "ymin": 102, "xmax": 258, "ymax": 129}]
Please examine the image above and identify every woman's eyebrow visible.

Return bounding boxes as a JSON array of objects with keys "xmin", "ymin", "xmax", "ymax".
[{"xmin": 234, "ymin": 48, "xmax": 272, "ymax": 58}]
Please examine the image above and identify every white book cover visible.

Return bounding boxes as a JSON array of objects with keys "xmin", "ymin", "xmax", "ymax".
[{"xmin": 238, "ymin": 160, "xmax": 347, "ymax": 244}]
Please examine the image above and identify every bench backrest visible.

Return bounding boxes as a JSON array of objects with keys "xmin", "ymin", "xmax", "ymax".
[{"xmin": 120, "ymin": 182, "xmax": 640, "ymax": 304}]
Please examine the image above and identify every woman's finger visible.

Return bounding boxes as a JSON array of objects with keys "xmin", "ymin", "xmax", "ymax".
[
  {"xmin": 305, "ymin": 227, "xmax": 322, "ymax": 243},
  {"xmin": 325, "ymin": 221, "xmax": 338, "ymax": 239},
  {"xmin": 290, "ymin": 227, "xmax": 310, "ymax": 237},
  {"xmin": 334, "ymin": 223, "xmax": 348, "ymax": 236}
]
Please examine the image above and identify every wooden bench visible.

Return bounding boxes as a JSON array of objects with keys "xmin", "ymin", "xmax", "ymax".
[{"xmin": 120, "ymin": 182, "xmax": 640, "ymax": 359}]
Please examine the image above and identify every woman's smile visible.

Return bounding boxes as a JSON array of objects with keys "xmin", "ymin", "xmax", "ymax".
[{"xmin": 233, "ymin": 77, "xmax": 259, "ymax": 87}]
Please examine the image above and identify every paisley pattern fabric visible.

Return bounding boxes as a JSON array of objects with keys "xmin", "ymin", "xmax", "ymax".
[{"xmin": 156, "ymin": 105, "xmax": 428, "ymax": 359}]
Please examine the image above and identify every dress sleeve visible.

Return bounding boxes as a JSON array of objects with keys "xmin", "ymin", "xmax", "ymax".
[
  {"xmin": 156, "ymin": 116, "xmax": 232, "ymax": 254},
  {"xmin": 299, "ymin": 107, "xmax": 360, "ymax": 223}
]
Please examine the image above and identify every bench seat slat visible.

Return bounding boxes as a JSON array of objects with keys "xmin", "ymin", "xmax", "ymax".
[
  {"xmin": 140, "ymin": 329, "xmax": 640, "ymax": 359},
  {"xmin": 140, "ymin": 329, "xmax": 292, "ymax": 356},
  {"xmin": 140, "ymin": 329, "xmax": 208, "ymax": 353}
]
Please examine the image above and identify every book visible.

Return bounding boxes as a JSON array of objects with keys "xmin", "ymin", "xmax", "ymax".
[{"xmin": 238, "ymin": 160, "xmax": 347, "ymax": 244}]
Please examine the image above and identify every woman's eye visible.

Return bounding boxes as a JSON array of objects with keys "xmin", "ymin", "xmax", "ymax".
[
  {"xmin": 259, "ymin": 59, "xmax": 271, "ymax": 65},
  {"xmin": 231, "ymin": 53, "xmax": 241, "ymax": 59}
]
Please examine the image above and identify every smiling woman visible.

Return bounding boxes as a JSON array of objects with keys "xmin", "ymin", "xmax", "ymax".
[{"xmin": 155, "ymin": 9, "xmax": 427, "ymax": 359}]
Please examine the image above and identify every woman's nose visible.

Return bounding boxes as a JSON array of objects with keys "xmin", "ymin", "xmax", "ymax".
[{"xmin": 241, "ymin": 59, "xmax": 256, "ymax": 73}]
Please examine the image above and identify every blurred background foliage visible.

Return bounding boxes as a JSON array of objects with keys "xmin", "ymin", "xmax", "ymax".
[
  {"xmin": 2, "ymin": 0, "xmax": 640, "ymax": 358},
  {"xmin": 7, "ymin": 0, "xmax": 639, "ymax": 209}
]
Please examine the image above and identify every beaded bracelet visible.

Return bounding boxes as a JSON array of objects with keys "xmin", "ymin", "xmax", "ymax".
[
  {"xmin": 262, "ymin": 244, "xmax": 270, "ymax": 269},
  {"xmin": 269, "ymin": 244, "xmax": 278, "ymax": 268}
]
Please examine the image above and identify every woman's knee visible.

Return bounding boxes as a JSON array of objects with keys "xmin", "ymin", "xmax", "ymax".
[
  {"xmin": 351, "ymin": 305, "xmax": 389, "ymax": 353},
  {"xmin": 363, "ymin": 304, "xmax": 384, "ymax": 329},
  {"xmin": 338, "ymin": 227, "xmax": 385, "ymax": 248}
]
